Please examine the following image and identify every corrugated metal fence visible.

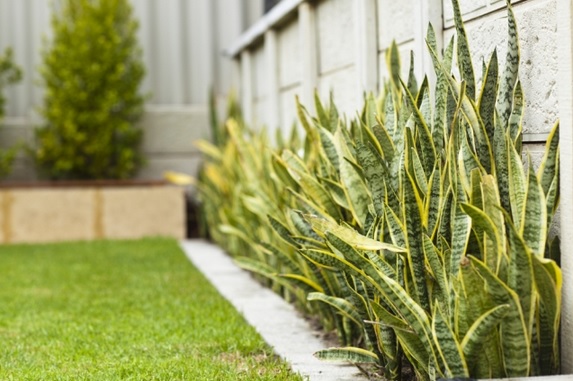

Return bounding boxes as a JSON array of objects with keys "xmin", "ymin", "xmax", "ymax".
[{"xmin": 0, "ymin": 0, "xmax": 264, "ymax": 118}]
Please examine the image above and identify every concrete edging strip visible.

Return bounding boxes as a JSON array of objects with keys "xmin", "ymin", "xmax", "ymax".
[{"xmin": 179, "ymin": 239, "xmax": 367, "ymax": 381}]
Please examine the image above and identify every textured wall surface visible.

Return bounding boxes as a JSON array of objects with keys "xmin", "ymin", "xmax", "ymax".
[
  {"xmin": 278, "ymin": 22, "xmax": 301, "ymax": 89},
  {"xmin": 251, "ymin": 45, "xmax": 269, "ymax": 128},
  {"xmin": 443, "ymin": 0, "xmax": 558, "ymax": 136},
  {"xmin": 377, "ymin": 0, "xmax": 415, "ymax": 49},
  {"xmin": 315, "ymin": 0, "xmax": 359, "ymax": 118},
  {"xmin": 277, "ymin": 21, "xmax": 302, "ymax": 135}
]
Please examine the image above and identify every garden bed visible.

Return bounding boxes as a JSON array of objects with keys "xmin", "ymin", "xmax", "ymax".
[{"xmin": 0, "ymin": 180, "xmax": 185, "ymax": 244}]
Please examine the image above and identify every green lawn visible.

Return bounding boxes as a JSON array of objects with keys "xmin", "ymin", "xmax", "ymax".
[{"xmin": 0, "ymin": 238, "xmax": 302, "ymax": 380}]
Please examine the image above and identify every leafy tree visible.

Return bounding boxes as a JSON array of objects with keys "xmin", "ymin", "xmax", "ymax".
[{"xmin": 35, "ymin": 0, "xmax": 146, "ymax": 179}]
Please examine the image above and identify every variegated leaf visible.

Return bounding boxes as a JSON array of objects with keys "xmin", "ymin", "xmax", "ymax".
[
  {"xmin": 314, "ymin": 347, "xmax": 379, "ymax": 364},
  {"xmin": 308, "ymin": 292, "xmax": 362, "ymax": 326},
  {"xmin": 495, "ymin": 1, "xmax": 520, "ymax": 129},
  {"xmin": 432, "ymin": 303, "xmax": 469, "ymax": 378},
  {"xmin": 470, "ymin": 257, "xmax": 530, "ymax": 376},
  {"xmin": 307, "ymin": 215, "xmax": 406, "ymax": 252},
  {"xmin": 522, "ymin": 160, "xmax": 547, "ymax": 257}
]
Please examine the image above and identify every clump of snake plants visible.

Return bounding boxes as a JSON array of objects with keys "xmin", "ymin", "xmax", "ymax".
[{"xmin": 184, "ymin": 0, "xmax": 561, "ymax": 379}]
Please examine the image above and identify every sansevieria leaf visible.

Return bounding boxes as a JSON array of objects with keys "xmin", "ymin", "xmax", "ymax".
[
  {"xmin": 307, "ymin": 215, "xmax": 406, "ymax": 252},
  {"xmin": 432, "ymin": 303, "xmax": 469, "ymax": 378},
  {"xmin": 314, "ymin": 347, "xmax": 379, "ymax": 364}
]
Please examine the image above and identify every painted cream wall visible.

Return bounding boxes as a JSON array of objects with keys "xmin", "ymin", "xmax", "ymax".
[
  {"xmin": 277, "ymin": 21, "xmax": 302, "ymax": 135},
  {"xmin": 377, "ymin": 0, "xmax": 416, "ymax": 81}
]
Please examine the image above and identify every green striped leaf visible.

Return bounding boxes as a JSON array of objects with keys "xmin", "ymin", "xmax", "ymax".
[
  {"xmin": 481, "ymin": 175, "xmax": 507, "ymax": 274},
  {"xmin": 376, "ymin": 271, "xmax": 436, "ymax": 365},
  {"xmin": 452, "ymin": 0, "xmax": 476, "ymax": 99},
  {"xmin": 538, "ymin": 121, "xmax": 560, "ymax": 196},
  {"xmin": 411, "ymin": 149, "xmax": 429, "ymax": 196},
  {"xmin": 386, "ymin": 40, "xmax": 401, "ymax": 91},
  {"xmin": 318, "ymin": 127, "xmax": 340, "ymax": 169},
  {"xmin": 289, "ymin": 209, "xmax": 322, "ymax": 241},
  {"xmin": 403, "ymin": 157, "xmax": 431, "ymax": 311},
  {"xmin": 336, "ymin": 131, "xmax": 371, "ymax": 228},
  {"xmin": 384, "ymin": 87, "xmax": 398, "ymax": 138},
  {"xmin": 355, "ymin": 141, "xmax": 386, "ymax": 215},
  {"xmin": 507, "ymin": 136, "xmax": 526, "ymax": 227},
  {"xmin": 314, "ymin": 347, "xmax": 379, "ymax": 364},
  {"xmin": 478, "ymin": 50, "xmax": 499, "ymax": 144},
  {"xmin": 307, "ymin": 215, "xmax": 406, "ymax": 252},
  {"xmin": 493, "ymin": 124, "xmax": 511, "ymax": 213},
  {"xmin": 495, "ymin": 1, "xmax": 520, "ymax": 129},
  {"xmin": 373, "ymin": 123, "xmax": 396, "ymax": 162},
  {"xmin": 460, "ymin": 202, "xmax": 501, "ymax": 269},
  {"xmin": 461, "ymin": 304, "xmax": 510, "ymax": 364},
  {"xmin": 308, "ymin": 292, "xmax": 362, "ymax": 326},
  {"xmin": 423, "ymin": 234, "xmax": 449, "ymax": 310},
  {"xmin": 545, "ymin": 176, "xmax": 559, "ymax": 229},
  {"xmin": 296, "ymin": 95, "xmax": 315, "ymax": 134},
  {"xmin": 504, "ymin": 213, "xmax": 534, "ymax": 338},
  {"xmin": 401, "ymin": 79, "xmax": 436, "ymax": 174},
  {"xmin": 426, "ymin": 168, "xmax": 443, "ymax": 238},
  {"xmin": 370, "ymin": 300, "xmax": 412, "ymax": 332},
  {"xmin": 271, "ymin": 153, "xmax": 300, "ymax": 190},
  {"xmin": 532, "ymin": 255, "xmax": 562, "ymax": 374},
  {"xmin": 406, "ymin": 51, "xmax": 418, "ymax": 97},
  {"xmin": 450, "ymin": 201, "xmax": 472, "ymax": 277},
  {"xmin": 320, "ymin": 176, "xmax": 351, "ymax": 210},
  {"xmin": 470, "ymin": 257, "xmax": 530, "ymax": 376},
  {"xmin": 418, "ymin": 77, "xmax": 432, "ymax": 124},
  {"xmin": 432, "ymin": 303, "xmax": 469, "ymax": 378},
  {"xmin": 537, "ymin": 122, "xmax": 560, "ymax": 223},
  {"xmin": 365, "ymin": 93, "xmax": 378, "ymax": 129},
  {"xmin": 234, "ymin": 256, "xmax": 293, "ymax": 291},
  {"xmin": 386, "ymin": 207, "xmax": 407, "ymax": 248},
  {"xmin": 522, "ymin": 161, "xmax": 547, "ymax": 257},
  {"xmin": 508, "ymin": 81, "xmax": 524, "ymax": 143},
  {"xmin": 280, "ymin": 274, "xmax": 324, "ymax": 293}
]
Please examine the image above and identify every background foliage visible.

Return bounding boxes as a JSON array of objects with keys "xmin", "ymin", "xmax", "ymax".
[
  {"xmin": 34, "ymin": 0, "xmax": 146, "ymax": 180},
  {"xmin": 0, "ymin": 47, "xmax": 23, "ymax": 178}
]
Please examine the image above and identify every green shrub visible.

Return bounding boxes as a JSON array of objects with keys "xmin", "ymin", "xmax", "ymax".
[
  {"xmin": 193, "ymin": 0, "xmax": 561, "ymax": 380},
  {"xmin": 0, "ymin": 47, "xmax": 23, "ymax": 178},
  {"xmin": 34, "ymin": 0, "xmax": 145, "ymax": 180}
]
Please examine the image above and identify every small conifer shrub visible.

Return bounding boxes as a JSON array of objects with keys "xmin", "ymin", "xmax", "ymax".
[{"xmin": 35, "ymin": 0, "xmax": 146, "ymax": 180}]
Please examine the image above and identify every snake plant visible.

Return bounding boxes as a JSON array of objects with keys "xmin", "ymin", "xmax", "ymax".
[{"xmin": 178, "ymin": 0, "xmax": 562, "ymax": 379}]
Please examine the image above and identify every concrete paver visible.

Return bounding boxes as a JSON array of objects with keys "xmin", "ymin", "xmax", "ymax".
[{"xmin": 180, "ymin": 239, "xmax": 368, "ymax": 381}]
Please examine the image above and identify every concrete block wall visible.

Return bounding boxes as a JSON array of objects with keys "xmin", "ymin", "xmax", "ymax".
[
  {"xmin": 377, "ymin": 0, "xmax": 417, "ymax": 81},
  {"xmin": 315, "ymin": 0, "xmax": 361, "ymax": 117},
  {"xmin": 277, "ymin": 21, "xmax": 302, "ymax": 134}
]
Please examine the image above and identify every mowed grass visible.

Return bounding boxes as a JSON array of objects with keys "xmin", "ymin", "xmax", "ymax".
[{"xmin": 0, "ymin": 238, "xmax": 302, "ymax": 380}]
